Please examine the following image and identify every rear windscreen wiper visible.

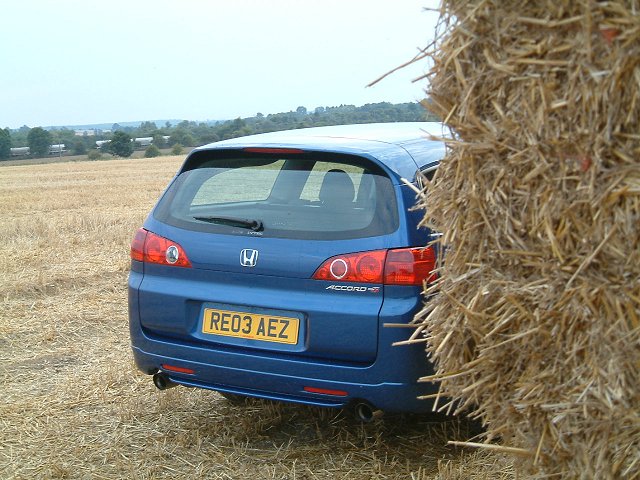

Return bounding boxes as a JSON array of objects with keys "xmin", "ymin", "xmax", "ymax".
[{"xmin": 193, "ymin": 215, "xmax": 264, "ymax": 232}]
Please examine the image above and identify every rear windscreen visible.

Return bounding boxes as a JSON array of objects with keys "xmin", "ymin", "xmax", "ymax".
[{"xmin": 153, "ymin": 151, "xmax": 399, "ymax": 240}]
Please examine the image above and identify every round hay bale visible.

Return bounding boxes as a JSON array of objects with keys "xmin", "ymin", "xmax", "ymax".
[{"xmin": 415, "ymin": 1, "xmax": 640, "ymax": 477}]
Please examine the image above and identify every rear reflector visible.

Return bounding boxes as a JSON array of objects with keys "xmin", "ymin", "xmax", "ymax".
[
  {"xmin": 161, "ymin": 364, "xmax": 195, "ymax": 375},
  {"xmin": 304, "ymin": 386, "xmax": 348, "ymax": 397},
  {"xmin": 130, "ymin": 228, "xmax": 192, "ymax": 268}
]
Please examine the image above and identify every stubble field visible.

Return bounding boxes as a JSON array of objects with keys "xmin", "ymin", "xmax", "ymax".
[{"xmin": 0, "ymin": 157, "xmax": 507, "ymax": 479}]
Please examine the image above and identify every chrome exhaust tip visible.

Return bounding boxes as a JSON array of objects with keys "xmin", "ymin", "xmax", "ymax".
[
  {"xmin": 354, "ymin": 402, "xmax": 384, "ymax": 422},
  {"xmin": 153, "ymin": 372, "xmax": 177, "ymax": 390}
]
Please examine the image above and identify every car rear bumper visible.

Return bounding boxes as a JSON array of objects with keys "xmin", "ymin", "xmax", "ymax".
[{"xmin": 130, "ymin": 331, "xmax": 438, "ymax": 413}]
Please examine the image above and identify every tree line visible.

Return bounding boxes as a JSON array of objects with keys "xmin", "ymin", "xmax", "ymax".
[{"xmin": 0, "ymin": 101, "xmax": 437, "ymax": 160}]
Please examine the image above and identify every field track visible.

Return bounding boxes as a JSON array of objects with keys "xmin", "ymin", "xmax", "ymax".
[{"xmin": 0, "ymin": 157, "xmax": 504, "ymax": 479}]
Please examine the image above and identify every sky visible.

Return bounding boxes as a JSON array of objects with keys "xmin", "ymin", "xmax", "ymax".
[{"xmin": 0, "ymin": 1, "xmax": 440, "ymax": 129}]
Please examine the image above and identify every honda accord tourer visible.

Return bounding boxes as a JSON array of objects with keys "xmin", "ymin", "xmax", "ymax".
[{"xmin": 128, "ymin": 122, "xmax": 445, "ymax": 420}]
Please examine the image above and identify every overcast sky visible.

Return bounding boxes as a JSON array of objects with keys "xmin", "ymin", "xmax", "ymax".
[{"xmin": 0, "ymin": 1, "xmax": 439, "ymax": 129}]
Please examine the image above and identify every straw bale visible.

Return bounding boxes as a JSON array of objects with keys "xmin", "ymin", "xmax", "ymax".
[{"xmin": 415, "ymin": 1, "xmax": 640, "ymax": 478}]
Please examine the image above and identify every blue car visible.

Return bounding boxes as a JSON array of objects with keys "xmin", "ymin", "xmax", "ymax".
[{"xmin": 128, "ymin": 122, "xmax": 445, "ymax": 420}]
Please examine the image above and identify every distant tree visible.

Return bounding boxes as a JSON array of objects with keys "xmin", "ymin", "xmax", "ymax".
[
  {"xmin": 152, "ymin": 133, "xmax": 165, "ymax": 148},
  {"xmin": 182, "ymin": 133, "xmax": 196, "ymax": 146},
  {"xmin": 144, "ymin": 144, "xmax": 161, "ymax": 158},
  {"xmin": 87, "ymin": 149, "xmax": 102, "ymax": 160},
  {"xmin": 72, "ymin": 139, "xmax": 87, "ymax": 155},
  {"xmin": 54, "ymin": 128, "xmax": 76, "ymax": 147},
  {"xmin": 138, "ymin": 121, "xmax": 158, "ymax": 135},
  {"xmin": 27, "ymin": 127, "xmax": 52, "ymax": 157},
  {"xmin": 2, "ymin": 102, "xmax": 436, "ymax": 162},
  {"xmin": 11, "ymin": 127, "xmax": 29, "ymax": 148},
  {"xmin": 177, "ymin": 120, "xmax": 197, "ymax": 130},
  {"xmin": 171, "ymin": 143, "xmax": 184, "ymax": 155},
  {"xmin": 0, "ymin": 128, "xmax": 11, "ymax": 159},
  {"xmin": 108, "ymin": 131, "xmax": 134, "ymax": 157},
  {"xmin": 216, "ymin": 118, "xmax": 248, "ymax": 140},
  {"xmin": 196, "ymin": 131, "xmax": 219, "ymax": 145},
  {"xmin": 169, "ymin": 128, "xmax": 197, "ymax": 147},
  {"xmin": 168, "ymin": 128, "xmax": 187, "ymax": 146}
]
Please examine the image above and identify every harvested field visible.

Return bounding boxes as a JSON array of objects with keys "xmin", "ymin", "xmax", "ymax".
[{"xmin": 0, "ymin": 157, "xmax": 499, "ymax": 479}]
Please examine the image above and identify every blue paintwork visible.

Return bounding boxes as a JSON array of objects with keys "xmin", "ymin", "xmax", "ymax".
[{"xmin": 128, "ymin": 122, "xmax": 444, "ymax": 413}]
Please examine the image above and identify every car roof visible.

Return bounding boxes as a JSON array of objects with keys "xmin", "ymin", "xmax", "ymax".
[
  {"xmin": 204, "ymin": 122, "xmax": 445, "ymax": 145},
  {"xmin": 190, "ymin": 122, "xmax": 446, "ymax": 181}
]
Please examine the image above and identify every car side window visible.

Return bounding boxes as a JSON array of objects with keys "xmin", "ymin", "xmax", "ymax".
[{"xmin": 417, "ymin": 165, "xmax": 438, "ymax": 190}]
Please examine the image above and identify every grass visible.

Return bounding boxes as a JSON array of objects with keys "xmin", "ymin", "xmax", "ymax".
[{"xmin": 0, "ymin": 157, "xmax": 510, "ymax": 479}]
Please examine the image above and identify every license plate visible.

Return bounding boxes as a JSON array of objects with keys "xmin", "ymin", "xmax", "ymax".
[{"xmin": 202, "ymin": 308, "xmax": 299, "ymax": 344}]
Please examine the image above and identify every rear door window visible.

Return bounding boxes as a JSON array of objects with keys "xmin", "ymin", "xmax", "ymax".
[{"xmin": 154, "ymin": 151, "xmax": 398, "ymax": 240}]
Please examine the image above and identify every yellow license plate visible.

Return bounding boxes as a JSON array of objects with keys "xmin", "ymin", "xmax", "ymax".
[{"xmin": 202, "ymin": 308, "xmax": 299, "ymax": 344}]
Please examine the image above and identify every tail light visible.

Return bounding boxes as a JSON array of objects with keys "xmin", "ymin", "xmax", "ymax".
[
  {"xmin": 130, "ymin": 228, "xmax": 192, "ymax": 268},
  {"xmin": 312, "ymin": 250, "xmax": 386, "ymax": 283},
  {"xmin": 384, "ymin": 247, "xmax": 437, "ymax": 285},
  {"xmin": 312, "ymin": 247, "xmax": 436, "ymax": 286}
]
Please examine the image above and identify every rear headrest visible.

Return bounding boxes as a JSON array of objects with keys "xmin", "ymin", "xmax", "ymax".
[{"xmin": 318, "ymin": 169, "xmax": 355, "ymax": 207}]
